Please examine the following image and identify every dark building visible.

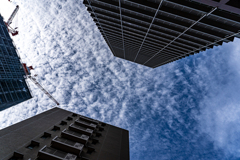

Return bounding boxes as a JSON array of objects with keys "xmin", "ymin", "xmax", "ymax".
[
  {"xmin": 0, "ymin": 107, "xmax": 129, "ymax": 160},
  {"xmin": 83, "ymin": 0, "xmax": 240, "ymax": 68},
  {"xmin": 0, "ymin": 14, "xmax": 32, "ymax": 111}
]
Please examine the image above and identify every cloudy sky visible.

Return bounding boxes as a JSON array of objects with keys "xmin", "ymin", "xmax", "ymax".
[{"xmin": 1, "ymin": 0, "xmax": 240, "ymax": 159}]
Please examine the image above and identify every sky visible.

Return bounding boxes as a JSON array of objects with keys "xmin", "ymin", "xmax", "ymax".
[
  {"xmin": 0, "ymin": 0, "xmax": 15, "ymax": 20},
  {"xmin": 0, "ymin": 0, "xmax": 240, "ymax": 159}
]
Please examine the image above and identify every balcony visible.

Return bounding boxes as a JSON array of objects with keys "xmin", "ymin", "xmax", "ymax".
[
  {"xmin": 61, "ymin": 129, "xmax": 89, "ymax": 145},
  {"xmin": 75, "ymin": 119, "xmax": 97, "ymax": 130},
  {"xmin": 79, "ymin": 116, "xmax": 99, "ymax": 125},
  {"xmin": 51, "ymin": 136, "xmax": 84, "ymax": 156},
  {"xmin": 38, "ymin": 145, "xmax": 77, "ymax": 160},
  {"xmin": 69, "ymin": 123, "xmax": 93, "ymax": 136}
]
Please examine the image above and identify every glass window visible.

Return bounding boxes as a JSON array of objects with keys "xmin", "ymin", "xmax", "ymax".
[
  {"xmin": 5, "ymin": 93, "xmax": 13, "ymax": 102},
  {"xmin": 0, "ymin": 38, "xmax": 3, "ymax": 45},
  {"xmin": 3, "ymin": 38, "xmax": 8, "ymax": 46},
  {"xmin": 17, "ymin": 92, "xmax": 23, "ymax": 99},
  {"xmin": 0, "ymin": 46, "xmax": 2, "ymax": 55},
  {"xmin": 6, "ymin": 47, "xmax": 12, "ymax": 56},
  {"xmin": 3, "ymin": 27, "xmax": 10, "ymax": 39},
  {"xmin": 0, "ymin": 94, "xmax": 7, "ymax": 103},
  {"xmin": 11, "ymin": 92, "xmax": 18, "ymax": 101},
  {"xmin": 0, "ymin": 46, "xmax": 8, "ymax": 56},
  {"xmin": 8, "ymin": 41, "xmax": 14, "ymax": 48},
  {"xmin": 0, "ymin": 81, "xmax": 8, "ymax": 92},
  {"xmin": 0, "ymin": 17, "xmax": 4, "ymax": 26},
  {"xmin": 0, "ymin": 27, "xmax": 4, "ymax": 37}
]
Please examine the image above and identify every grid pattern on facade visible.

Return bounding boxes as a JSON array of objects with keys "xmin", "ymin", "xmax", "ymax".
[
  {"xmin": 0, "ymin": 14, "xmax": 32, "ymax": 111},
  {"xmin": 84, "ymin": 0, "xmax": 240, "ymax": 68}
]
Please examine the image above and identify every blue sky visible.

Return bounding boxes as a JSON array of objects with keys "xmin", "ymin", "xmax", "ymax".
[{"xmin": 1, "ymin": 0, "xmax": 240, "ymax": 159}]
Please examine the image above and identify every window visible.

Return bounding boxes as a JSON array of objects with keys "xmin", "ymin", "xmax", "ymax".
[
  {"xmin": 0, "ymin": 27, "xmax": 5, "ymax": 37},
  {"xmin": 96, "ymin": 132, "xmax": 102, "ymax": 137},
  {"xmin": 0, "ymin": 94, "xmax": 6, "ymax": 104},
  {"xmin": 0, "ymin": 38, "xmax": 3, "ymax": 45},
  {"xmin": 3, "ymin": 27, "xmax": 10, "ymax": 38},
  {"xmin": 16, "ymin": 92, "xmax": 23, "ymax": 99},
  {"xmin": 8, "ymin": 152, "xmax": 23, "ymax": 160},
  {"xmin": 0, "ymin": 46, "xmax": 8, "ymax": 56},
  {"xmin": 26, "ymin": 140, "xmax": 40, "ymax": 150},
  {"xmin": 51, "ymin": 125, "xmax": 60, "ymax": 131},
  {"xmin": 59, "ymin": 121, "xmax": 67, "ymax": 126},
  {"xmin": 72, "ymin": 113, "xmax": 78, "ymax": 117},
  {"xmin": 6, "ymin": 47, "xmax": 12, "ymax": 56},
  {"xmin": 92, "ymin": 138, "xmax": 99, "ymax": 145},
  {"xmin": 41, "ymin": 132, "xmax": 51, "ymax": 139},
  {"xmin": 99, "ymin": 126, "xmax": 104, "ymax": 131},
  {"xmin": 3, "ymin": 38, "xmax": 8, "ymax": 46},
  {"xmin": 5, "ymin": 93, "xmax": 13, "ymax": 102},
  {"xmin": 66, "ymin": 117, "xmax": 73, "ymax": 121},
  {"xmin": 87, "ymin": 147, "xmax": 95, "ymax": 154}
]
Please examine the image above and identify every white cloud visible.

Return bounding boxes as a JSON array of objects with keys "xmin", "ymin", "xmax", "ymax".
[
  {"xmin": 0, "ymin": 1, "xmax": 15, "ymax": 20},
  {"xmin": 198, "ymin": 38, "xmax": 240, "ymax": 157}
]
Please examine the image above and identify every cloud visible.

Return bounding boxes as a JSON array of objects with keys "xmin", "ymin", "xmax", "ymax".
[
  {"xmin": 0, "ymin": 0, "xmax": 240, "ymax": 159},
  {"xmin": 198, "ymin": 38, "xmax": 240, "ymax": 158}
]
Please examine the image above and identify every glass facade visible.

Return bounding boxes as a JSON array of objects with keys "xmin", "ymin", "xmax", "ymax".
[{"xmin": 0, "ymin": 14, "xmax": 32, "ymax": 111}]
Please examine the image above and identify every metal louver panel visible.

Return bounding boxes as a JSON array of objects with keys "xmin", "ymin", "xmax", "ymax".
[{"xmin": 84, "ymin": 0, "xmax": 240, "ymax": 68}]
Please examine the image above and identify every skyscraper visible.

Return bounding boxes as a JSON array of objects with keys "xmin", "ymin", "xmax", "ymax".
[
  {"xmin": 0, "ymin": 107, "xmax": 129, "ymax": 160},
  {"xmin": 0, "ymin": 14, "xmax": 32, "ymax": 111},
  {"xmin": 84, "ymin": 0, "xmax": 240, "ymax": 68}
]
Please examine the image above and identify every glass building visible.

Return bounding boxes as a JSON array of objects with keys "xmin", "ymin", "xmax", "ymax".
[
  {"xmin": 84, "ymin": 0, "xmax": 240, "ymax": 68},
  {"xmin": 0, "ymin": 14, "xmax": 32, "ymax": 111}
]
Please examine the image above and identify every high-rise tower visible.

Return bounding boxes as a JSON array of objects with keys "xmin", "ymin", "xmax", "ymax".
[
  {"xmin": 84, "ymin": 0, "xmax": 240, "ymax": 68},
  {"xmin": 0, "ymin": 14, "xmax": 32, "ymax": 111},
  {"xmin": 0, "ymin": 107, "xmax": 130, "ymax": 160}
]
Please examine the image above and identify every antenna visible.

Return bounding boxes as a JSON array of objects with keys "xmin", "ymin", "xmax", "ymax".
[
  {"xmin": 4, "ymin": 5, "xmax": 19, "ymax": 36},
  {"xmin": 22, "ymin": 64, "xmax": 60, "ymax": 106}
]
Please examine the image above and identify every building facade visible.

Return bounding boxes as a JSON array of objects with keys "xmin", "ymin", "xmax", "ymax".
[
  {"xmin": 0, "ymin": 107, "xmax": 129, "ymax": 160},
  {"xmin": 84, "ymin": 0, "xmax": 240, "ymax": 68},
  {"xmin": 0, "ymin": 14, "xmax": 32, "ymax": 111}
]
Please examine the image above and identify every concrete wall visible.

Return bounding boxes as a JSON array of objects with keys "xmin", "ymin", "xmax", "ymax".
[{"xmin": 0, "ymin": 107, "xmax": 129, "ymax": 160}]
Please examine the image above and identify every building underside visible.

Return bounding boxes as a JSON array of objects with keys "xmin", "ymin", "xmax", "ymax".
[{"xmin": 84, "ymin": 0, "xmax": 240, "ymax": 68}]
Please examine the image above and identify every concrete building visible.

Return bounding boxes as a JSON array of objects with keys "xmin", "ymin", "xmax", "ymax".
[
  {"xmin": 0, "ymin": 14, "xmax": 32, "ymax": 111},
  {"xmin": 0, "ymin": 107, "xmax": 129, "ymax": 160},
  {"xmin": 83, "ymin": 0, "xmax": 240, "ymax": 68}
]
